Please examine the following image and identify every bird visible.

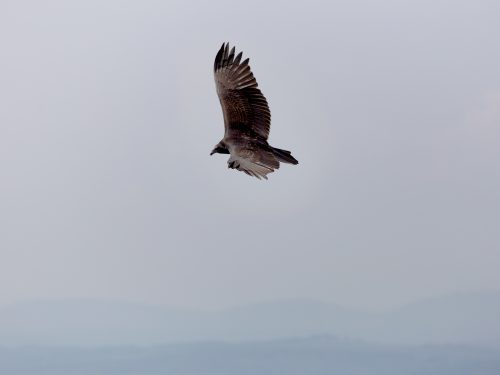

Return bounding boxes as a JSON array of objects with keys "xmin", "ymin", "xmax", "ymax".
[{"xmin": 210, "ymin": 43, "xmax": 298, "ymax": 180}]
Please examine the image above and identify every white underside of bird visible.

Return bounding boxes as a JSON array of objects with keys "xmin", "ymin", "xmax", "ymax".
[{"xmin": 226, "ymin": 148, "xmax": 275, "ymax": 180}]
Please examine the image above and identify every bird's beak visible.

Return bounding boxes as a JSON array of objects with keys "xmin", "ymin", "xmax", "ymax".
[{"xmin": 210, "ymin": 150, "xmax": 215, "ymax": 155}]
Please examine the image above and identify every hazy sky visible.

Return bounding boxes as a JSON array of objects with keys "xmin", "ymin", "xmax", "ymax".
[{"xmin": 1, "ymin": 0, "xmax": 499, "ymax": 311}]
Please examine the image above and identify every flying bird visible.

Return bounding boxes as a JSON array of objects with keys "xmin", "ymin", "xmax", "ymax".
[{"xmin": 210, "ymin": 43, "xmax": 298, "ymax": 179}]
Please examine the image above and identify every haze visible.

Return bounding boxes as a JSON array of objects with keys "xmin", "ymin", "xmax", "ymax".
[{"xmin": 1, "ymin": 0, "xmax": 499, "ymax": 313}]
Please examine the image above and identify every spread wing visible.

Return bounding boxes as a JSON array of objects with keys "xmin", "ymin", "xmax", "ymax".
[
  {"xmin": 228, "ymin": 143, "xmax": 280, "ymax": 180},
  {"xmin": 214, "ymin": 43, "xmax": 271, "ymax": 139}
]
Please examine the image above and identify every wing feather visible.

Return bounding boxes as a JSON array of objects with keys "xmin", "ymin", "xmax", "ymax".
[
  {"xmin": 227, "ymin": 145, "xmax": 279, "ymax": 180},
  {"xmin": 214, "ymin": 43, "xmax": 271, "ymax": 140},
  {"xmin": 233, "ymin": 51, "xmax": 243, "ymax": 66}
]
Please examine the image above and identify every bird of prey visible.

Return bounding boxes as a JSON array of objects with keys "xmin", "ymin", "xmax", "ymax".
[{"xmin": 210, "ymin": 43, "xmax": 298, "ymax": 180}]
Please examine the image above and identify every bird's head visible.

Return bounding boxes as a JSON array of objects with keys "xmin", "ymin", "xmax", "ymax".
[{"xmin": 210, "ymin": 142, "xmax": 229, "ymax": 155}]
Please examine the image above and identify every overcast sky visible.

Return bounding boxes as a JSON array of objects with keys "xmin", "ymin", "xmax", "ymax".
[{"xmin": 0, "ymin": 0, "xmax": 499, "ymax": 311}]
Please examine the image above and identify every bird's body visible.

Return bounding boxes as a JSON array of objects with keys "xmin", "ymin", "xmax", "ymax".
[{"xmin": 210, "ymin": 43, "xmax": 298, "ymax": 179}]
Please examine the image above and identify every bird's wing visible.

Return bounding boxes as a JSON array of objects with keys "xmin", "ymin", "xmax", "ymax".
[
  {"xmin": 214, "ymin": 43, "xmax": 271, "ymax": 140},
  {"xmin": 228, "ymin": 143, "xmax": 279, "ymax": 180}
]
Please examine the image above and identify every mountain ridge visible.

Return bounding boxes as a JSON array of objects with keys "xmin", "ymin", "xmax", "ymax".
[{"xmin": 1, "ymin": 291, "xmax": 499, "ymax": 347}]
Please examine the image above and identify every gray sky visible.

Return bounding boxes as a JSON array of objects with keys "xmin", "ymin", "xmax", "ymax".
[{"xmin": 1, "ymin": 0, "xmax": 499, "ymax": 311}]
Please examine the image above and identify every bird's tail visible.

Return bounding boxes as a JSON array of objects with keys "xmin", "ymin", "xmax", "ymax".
[{"xmin": 271, "ymin": 147, "xmax": 299, "ymax": 165}]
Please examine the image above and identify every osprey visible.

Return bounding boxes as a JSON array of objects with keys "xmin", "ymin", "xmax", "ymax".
[{"xmin": 210, "ymin": 43, "xmax": 298, "ymax": 179}]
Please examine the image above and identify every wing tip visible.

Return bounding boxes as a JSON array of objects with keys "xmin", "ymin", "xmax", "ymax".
[{"xmin": 215, "ymin": 42, "xmax": 248, "ymax": 73}]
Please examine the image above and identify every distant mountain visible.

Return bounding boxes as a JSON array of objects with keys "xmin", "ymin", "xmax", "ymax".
[
  {"xmin": 378, "ymin": 291, "xmax": 500, "ymax": 345},
  {"xmin": 1, "ymin": 337, "xmax": 499, "ymax": 375},
  {"xmin": 0, "ymin": 291, "xmax": 499, "ymax": 346}
]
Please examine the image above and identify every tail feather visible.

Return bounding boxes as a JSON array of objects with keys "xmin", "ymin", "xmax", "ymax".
[{"xmin": 272, "ymin": 147, "xmax": 298, "ymax": 165}]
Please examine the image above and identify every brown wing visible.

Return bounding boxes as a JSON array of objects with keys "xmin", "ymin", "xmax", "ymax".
[{"xmin": 214, "ymin": 43, "xmax": 271, "ymax": 140}]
